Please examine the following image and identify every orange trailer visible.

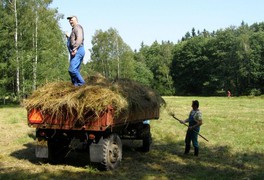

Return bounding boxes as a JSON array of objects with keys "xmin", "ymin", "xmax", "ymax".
[{"xmin": 28, "ymin": 104, "xmax": 160, "ymax": 170}]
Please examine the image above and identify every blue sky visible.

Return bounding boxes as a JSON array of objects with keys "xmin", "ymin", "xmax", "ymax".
[{"xmin": 50, "ymin": 0, "xmax": 264, "ymax": 53}]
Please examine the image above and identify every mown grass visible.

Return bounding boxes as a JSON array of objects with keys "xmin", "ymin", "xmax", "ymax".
[{"xmin": 0, "ymin": 96, "xmax": 263, "ymax": 180}]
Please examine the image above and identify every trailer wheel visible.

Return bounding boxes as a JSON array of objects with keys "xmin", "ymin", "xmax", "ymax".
[
  {"xmin": 48, "ymin": 138, "xmax": 70, "ymax": 163},
  {"xmin": 101, "ymin": 133, "xmax": 122, "ymax": 170},
  {"xmin": 142, "ymin": 124, "xmax": 152, "ymax": 152}
]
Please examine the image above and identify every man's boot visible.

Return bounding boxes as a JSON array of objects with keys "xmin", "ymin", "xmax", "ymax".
[
  {"xmin": 194, "ymin": 147, "xmax": 199, "ymax": 156},
  {"xmin": 184, "ymin": 145, "xmax": 190, "ymax": 154}
]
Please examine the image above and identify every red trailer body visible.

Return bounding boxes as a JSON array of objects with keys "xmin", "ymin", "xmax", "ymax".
[{"xmin": 27, "ymin": 104, "xmax": 160, "ymax": 170}]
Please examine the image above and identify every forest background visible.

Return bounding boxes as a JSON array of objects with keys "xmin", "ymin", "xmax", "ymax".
[{"xmin": 1, "ymin": 0, "xmax": 264, "ymax": 103}]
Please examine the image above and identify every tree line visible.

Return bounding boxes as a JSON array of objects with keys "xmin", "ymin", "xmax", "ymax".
[
  {"xmin": 1, "ymin": 0, "xmax": 263, "ymax": 103},
  {"xmin": 89, "ymin": 22, "xmax": 264, "ymax": 96}
]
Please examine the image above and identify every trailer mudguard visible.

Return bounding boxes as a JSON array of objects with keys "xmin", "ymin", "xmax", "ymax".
[{"xmin": 89, "ymin": 137, "xmax": 104, "ymax": 162}]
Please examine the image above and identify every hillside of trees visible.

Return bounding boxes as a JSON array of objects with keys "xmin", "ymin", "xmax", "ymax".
[{"xmin": 1, "ymin": 0, "xmax": 264, "ymax": 103}]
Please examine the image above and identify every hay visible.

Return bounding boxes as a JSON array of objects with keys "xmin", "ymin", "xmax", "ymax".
[{"xmin": 24, "ymin": 75, "xmax": 164, "ymax": 123}]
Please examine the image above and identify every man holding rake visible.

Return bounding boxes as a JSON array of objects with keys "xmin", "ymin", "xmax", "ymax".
[{"xmin": 180, "ymin": 100, "xmax": 203, "ymax": 156}]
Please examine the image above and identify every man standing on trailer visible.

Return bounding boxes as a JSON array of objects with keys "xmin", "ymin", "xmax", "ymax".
[{"xmin": 67, "ymin": 15, "xmax": 85, "ymax": 86}]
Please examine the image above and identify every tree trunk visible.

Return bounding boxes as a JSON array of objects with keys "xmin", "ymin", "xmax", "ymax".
[
  {"xmin": 33, "ymin": 6, "xmax": 38, "ymax": 90},
  {"xmin": 14, "ymin": 0, "xmax": 20, "ymax": 98},
  {"xmin": 116, "ymin": 37, "xmax": 120, "ymax": 79}
]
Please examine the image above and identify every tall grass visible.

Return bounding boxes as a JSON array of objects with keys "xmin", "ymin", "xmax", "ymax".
[{"xmin": 0, "ymin": 96, "xmax": 263, "ymax": 180}]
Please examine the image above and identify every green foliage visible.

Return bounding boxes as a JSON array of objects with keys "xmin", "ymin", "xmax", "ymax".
[
  {"xmin": 132, "ymin": 61, "xmax": 153, "ymax": 86},
  {"xmin": 89, "ymin": 28, "xmax": 155, "ymax": 87},
  {"xmin": 171, "ymin": 36, "xmax": 210, "ymax": 95},
  {"xmin": 249, "ymin": 88, "xmax": 262, "ymax": 96},
  {"xmin": 172, "ymin": 23, "xmax": 264, "ymax": 96},
  {"xmin": 90, "ymin": 28, "xmax": 134, "ymax": 79},
  {"xmin": 0, "ymin": 0, "xmax": 263, "ymax": 99},
  {"xmin": 137, "ymin": 41, "xmax": 175, "ymax": 95},
  {"xmin": 0, "ymin": 0, "xmax": 68, "ymax": 100}
]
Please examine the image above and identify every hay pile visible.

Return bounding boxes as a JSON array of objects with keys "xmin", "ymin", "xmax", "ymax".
[{"xmin": 24, "ymin": 75, "xmax": 165, "ymax": 123}]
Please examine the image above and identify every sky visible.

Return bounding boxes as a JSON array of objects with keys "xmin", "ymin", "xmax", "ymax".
[{"xmin": 50, "ymin": 0, "xmax": 264, "ymax": 58}]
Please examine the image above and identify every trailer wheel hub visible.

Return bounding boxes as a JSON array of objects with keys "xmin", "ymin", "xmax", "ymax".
[{"xmin": 109, "ymin": 143, "xmax": 119, "ymax": 163}]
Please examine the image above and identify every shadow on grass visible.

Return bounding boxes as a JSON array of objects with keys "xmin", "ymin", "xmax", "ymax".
[
  {"xmin": 4, "ymin": 139, "xmax": 264, "ymax": 180},
  {"xmin": 0, "ymin": 103, "xmax": 21, "ymax": 108}
]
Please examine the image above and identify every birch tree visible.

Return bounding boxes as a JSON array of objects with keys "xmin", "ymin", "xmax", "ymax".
[
  {"xmin": 13, "ymin": 0, "xmax": 20, "ymax": 97},
  {"xmin": 32, "ymin": 3, "xmax": 38, "ymax": 90}
]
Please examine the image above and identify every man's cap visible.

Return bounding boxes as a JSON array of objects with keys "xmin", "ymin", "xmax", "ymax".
[{"xmin": 67, "ymin": 15, "xmax": 77, "ymax": 20}]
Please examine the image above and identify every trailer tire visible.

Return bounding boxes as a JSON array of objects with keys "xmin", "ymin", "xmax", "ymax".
[
  {"xmin": 142, "ymin": 124, "xmax": 152, "ymax": 152},
  {"xmin": 48, "ymin": 138, "xmax": 70, "ymax": 163},
  {"xmin": 101, "ymin": 133, "xmax": 122, "ymax": 170}
]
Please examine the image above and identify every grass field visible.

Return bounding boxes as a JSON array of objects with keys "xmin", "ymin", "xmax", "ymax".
[{"xmin": 0, "ymin": 96, "xmax": 263, "ymax": 180}]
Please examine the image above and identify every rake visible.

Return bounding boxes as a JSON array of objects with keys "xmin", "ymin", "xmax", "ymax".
[{"xmin": 169, "ymin": 112, "xmax": 209, "ymax": 142}]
